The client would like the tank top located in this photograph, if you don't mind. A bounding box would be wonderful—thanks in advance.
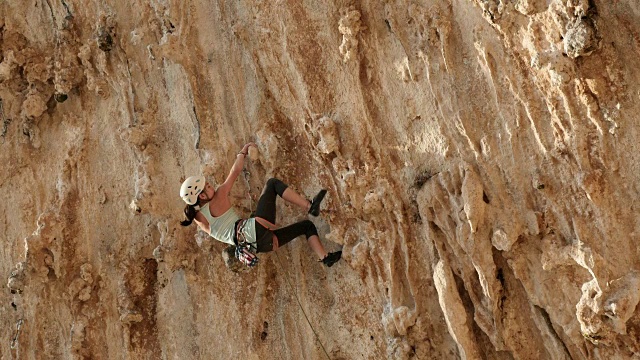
[199,205,257,245]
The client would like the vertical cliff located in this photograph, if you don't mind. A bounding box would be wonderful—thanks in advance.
[2,1,640,359]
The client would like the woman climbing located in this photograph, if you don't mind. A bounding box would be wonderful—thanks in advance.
[179,143,342,267]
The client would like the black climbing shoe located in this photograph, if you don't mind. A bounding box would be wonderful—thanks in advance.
[321,251,342,267]
[308,189,327,217]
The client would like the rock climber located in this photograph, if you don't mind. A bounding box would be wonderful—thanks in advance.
[179,143,342,267]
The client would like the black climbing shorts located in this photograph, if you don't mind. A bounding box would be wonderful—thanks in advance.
[253,178,318,253]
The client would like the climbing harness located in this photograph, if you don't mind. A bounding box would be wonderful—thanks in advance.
[233,219,259,267]
[10,319,23,349]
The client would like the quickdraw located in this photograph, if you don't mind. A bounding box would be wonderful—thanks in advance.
[10,319,23,349]
[242,168,254,211]
[235,243,258,267]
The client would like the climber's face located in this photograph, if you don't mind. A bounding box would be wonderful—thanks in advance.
[199,182,215,201]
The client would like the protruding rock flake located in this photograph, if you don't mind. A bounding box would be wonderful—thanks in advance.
[314,116,340,155]
[338,7,364,63]
[564,19,599,59]
[7,263,26,294]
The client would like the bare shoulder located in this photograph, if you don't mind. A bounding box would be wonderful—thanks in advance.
[215,181,233,198]
[194,212,210,234]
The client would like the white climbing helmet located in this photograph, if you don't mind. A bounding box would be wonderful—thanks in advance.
[180,175,205,205]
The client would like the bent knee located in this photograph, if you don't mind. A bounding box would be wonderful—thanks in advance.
[302,220,318,238]
[266,178,287,196]
[300,219,314,227]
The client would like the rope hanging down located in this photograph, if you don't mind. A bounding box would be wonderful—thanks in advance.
[241,167,331,360]
[274,252,332,360]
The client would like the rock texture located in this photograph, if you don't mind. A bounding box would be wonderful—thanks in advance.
[2,1,640,359]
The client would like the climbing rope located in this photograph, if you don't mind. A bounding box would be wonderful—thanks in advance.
[274,252,331,360]
[241,167,331,359]
[10,318,23,349]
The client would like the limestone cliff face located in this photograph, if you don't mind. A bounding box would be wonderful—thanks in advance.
[2,1,640,359]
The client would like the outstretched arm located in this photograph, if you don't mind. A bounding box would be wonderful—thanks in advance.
[216,143,255,197]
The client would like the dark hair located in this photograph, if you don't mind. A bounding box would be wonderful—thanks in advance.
[180,203,199,226]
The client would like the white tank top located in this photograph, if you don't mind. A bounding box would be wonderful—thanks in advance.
[199,205,257,245]
[199,205,240,245]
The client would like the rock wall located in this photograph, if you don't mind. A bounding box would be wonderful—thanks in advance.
[2,0,640,359]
